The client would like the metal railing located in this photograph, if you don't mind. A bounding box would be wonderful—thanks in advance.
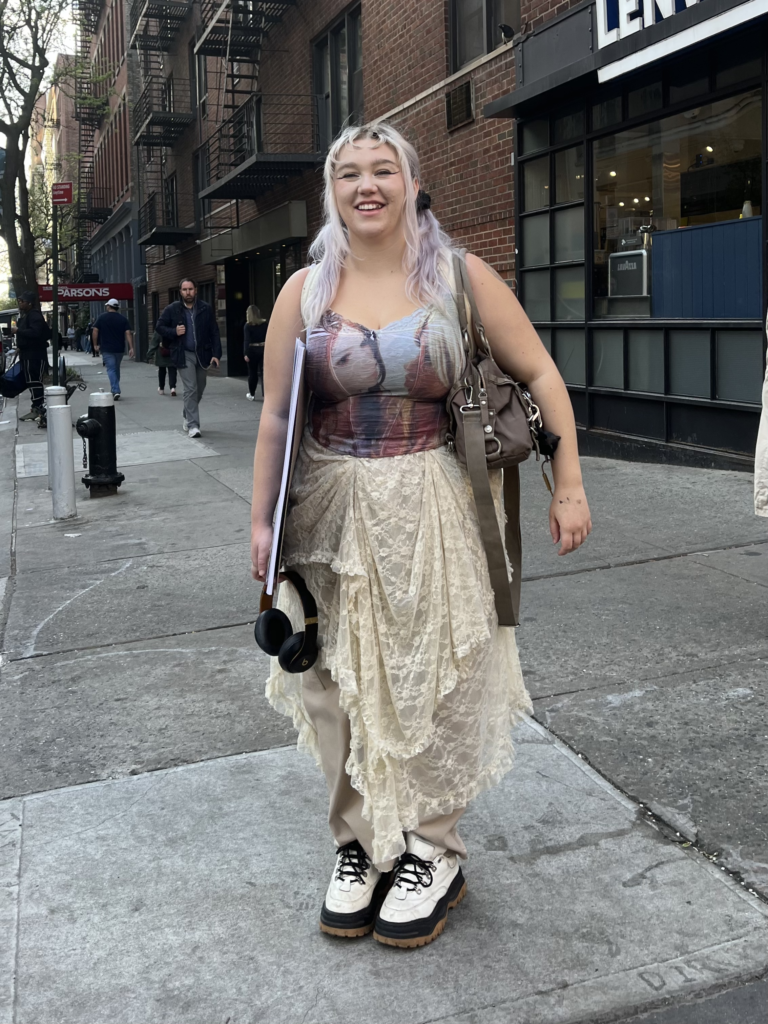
[133,76,195,146]
[128,0,193,50]
[199,94,319,193]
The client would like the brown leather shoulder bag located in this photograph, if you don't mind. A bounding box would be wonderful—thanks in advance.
[446,252,559,627]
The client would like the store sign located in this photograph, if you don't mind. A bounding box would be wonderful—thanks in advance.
[38,283,134,302]
[596,0,704,47]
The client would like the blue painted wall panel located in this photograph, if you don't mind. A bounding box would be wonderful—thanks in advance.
[651,218,762,319]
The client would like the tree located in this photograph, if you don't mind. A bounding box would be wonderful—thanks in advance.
[0,0,72,294]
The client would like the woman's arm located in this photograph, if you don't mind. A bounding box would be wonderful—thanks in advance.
[250,268,310,580]
[465,254,592,555]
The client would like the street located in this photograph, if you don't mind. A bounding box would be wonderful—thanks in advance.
[0,353,766,1024]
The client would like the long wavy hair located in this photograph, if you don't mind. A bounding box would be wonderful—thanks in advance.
[304,121,455,329]
[246,304,265,326]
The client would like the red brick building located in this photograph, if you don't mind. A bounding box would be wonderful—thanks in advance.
[132,0,766,464]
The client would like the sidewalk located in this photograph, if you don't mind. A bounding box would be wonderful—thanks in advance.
[1,353,766,1024]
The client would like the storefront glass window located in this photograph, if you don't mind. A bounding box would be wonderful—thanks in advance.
[522,269,550,320]
[521,118,548,155]
[522,155,549,210]
[716,331,764,404]
[520,212,549,266]
[554,329,586,385]
[554,266,584,320]
[553,108,584,145]
[593,88,762,319]
[669,331,710,398]
[536,327,551,353]
[592,330,623,388]
[628,330,664,393]
[592,93,622,131]
[627,79,662,119]
[554,206,584,262]
[555,145,584,203]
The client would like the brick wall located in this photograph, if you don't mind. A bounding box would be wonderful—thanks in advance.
[142,0,583,334]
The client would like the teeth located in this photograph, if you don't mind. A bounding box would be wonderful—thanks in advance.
[357,204,382,210]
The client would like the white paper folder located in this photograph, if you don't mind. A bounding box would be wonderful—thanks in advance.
[265,338,306,596]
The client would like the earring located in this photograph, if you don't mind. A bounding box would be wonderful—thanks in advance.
[416,190,432,213]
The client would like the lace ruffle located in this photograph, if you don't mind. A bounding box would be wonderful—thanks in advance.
[266,434,532,866]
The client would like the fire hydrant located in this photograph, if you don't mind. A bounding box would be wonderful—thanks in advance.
[76,390,125,497]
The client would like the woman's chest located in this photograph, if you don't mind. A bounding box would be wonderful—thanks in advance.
[306,310,464,402]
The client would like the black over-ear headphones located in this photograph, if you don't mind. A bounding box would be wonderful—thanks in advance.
[254,570,319,674]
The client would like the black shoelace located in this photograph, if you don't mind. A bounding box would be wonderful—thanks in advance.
[335,841,371,886]
[392,852,435,892]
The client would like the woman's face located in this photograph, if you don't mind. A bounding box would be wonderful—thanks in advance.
[333,140,417,245]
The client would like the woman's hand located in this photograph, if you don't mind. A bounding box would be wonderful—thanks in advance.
[244,355,250,362]
[549,484,592,555]
[251,520,274,580]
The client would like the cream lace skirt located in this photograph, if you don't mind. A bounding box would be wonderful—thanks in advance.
[266,432,532,866]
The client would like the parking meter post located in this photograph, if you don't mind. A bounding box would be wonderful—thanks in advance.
[75,390,124,498]
[45,386,76,519]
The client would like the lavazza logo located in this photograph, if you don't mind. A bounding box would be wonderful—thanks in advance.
[617,260,638,271]
[58,285,112,299]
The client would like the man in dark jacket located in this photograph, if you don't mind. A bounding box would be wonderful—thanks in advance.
[14,291,50,421]
[156,278,221,438]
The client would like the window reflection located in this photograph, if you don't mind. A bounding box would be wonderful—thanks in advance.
[593,89,762,319]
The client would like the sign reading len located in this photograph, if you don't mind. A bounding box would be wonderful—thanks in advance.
[597,0,704,47]
[51,182,73,205]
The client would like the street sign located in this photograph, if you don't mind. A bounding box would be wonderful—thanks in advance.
[51,182,73,205]
[38,283,134,302]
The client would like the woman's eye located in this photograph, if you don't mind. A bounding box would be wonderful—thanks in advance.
[340,172,359,179]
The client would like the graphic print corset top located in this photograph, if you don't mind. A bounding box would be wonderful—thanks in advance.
[305,305,465,458]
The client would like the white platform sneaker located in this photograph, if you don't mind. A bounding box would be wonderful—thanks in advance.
[320,840,392,938]
[373,833,466,948]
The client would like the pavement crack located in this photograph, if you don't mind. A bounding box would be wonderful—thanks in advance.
[621,858,677,888]
[511,826,637,865]
[20,559,133,658]
[522,538,767,583]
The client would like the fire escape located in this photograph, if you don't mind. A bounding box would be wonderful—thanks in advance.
[193,1,321,241]
[129,0,195,262]
[73,0,110,281]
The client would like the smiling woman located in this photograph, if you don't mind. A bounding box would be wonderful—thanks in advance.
[249,121,591,950]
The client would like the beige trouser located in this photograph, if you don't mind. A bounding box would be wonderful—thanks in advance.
[302,666,467,871]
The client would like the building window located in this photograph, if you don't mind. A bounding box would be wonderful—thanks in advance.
[513,36,765,455]
[451,0,519,71]
[164,174,178,226]
[593,88,762,321]
[314,5,363,152]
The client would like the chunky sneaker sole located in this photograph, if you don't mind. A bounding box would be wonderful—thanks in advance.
[373,869,466,948]
[320,872,392,939]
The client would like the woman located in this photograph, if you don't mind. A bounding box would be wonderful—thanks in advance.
[244,304,267,400]
[250,123,592,949]
[146,330,177,396]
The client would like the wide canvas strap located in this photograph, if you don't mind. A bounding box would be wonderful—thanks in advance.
[452,251,522,627]
[463,408,520,627]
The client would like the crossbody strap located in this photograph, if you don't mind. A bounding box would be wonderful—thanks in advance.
[451,251,521,627]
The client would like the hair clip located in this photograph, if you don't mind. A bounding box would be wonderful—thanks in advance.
[416,190,432,213]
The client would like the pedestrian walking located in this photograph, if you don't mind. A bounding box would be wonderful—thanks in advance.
[10,291,49,421]
[250,123,592,948]
[92,299,134,399]
[146,330,177,396]
[155,278,221,438]
[65,325,75,350]
[244,304,267,401]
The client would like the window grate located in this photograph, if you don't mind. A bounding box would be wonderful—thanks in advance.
[446,82,474,131]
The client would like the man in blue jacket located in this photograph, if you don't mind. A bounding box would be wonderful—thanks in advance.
[156,278,221,438]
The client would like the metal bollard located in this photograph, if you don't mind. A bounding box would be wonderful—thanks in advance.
[45,386,77,520]
[75,389,125,498]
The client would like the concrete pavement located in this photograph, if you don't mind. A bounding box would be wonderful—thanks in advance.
[0,352,766,1023]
